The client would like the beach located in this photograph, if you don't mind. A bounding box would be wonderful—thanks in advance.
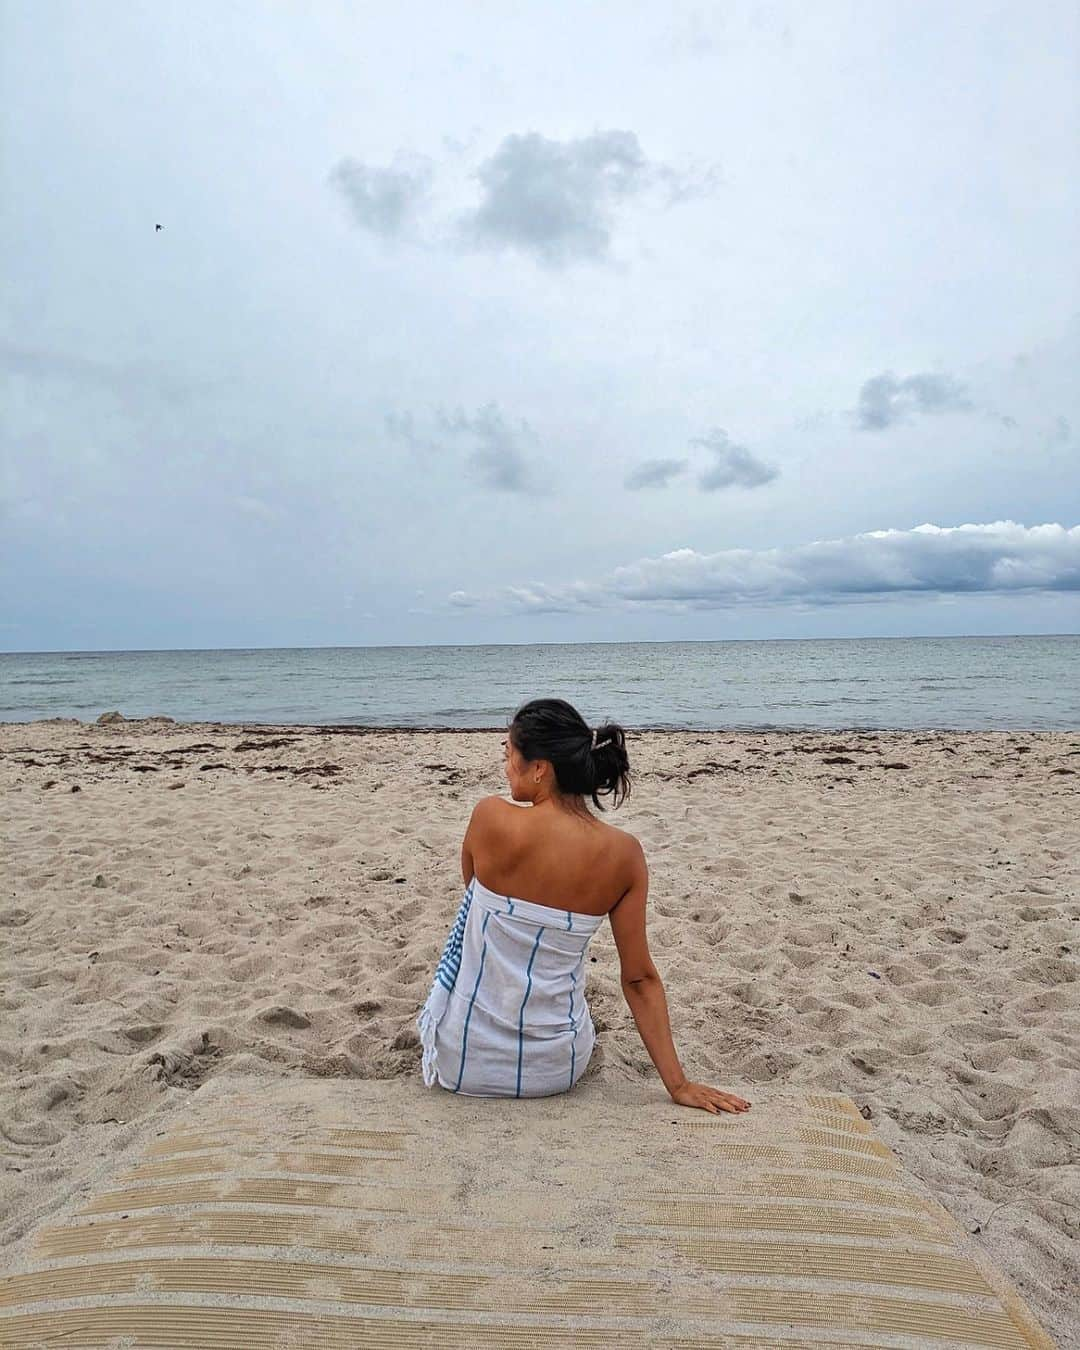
[2,716,1077,1344]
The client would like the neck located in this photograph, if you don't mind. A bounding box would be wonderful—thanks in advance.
[532,792,594,821]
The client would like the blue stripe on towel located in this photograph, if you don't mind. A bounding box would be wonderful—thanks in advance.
[453,908,492,1092]
[435,880,474,989]
[515,928,546,1098]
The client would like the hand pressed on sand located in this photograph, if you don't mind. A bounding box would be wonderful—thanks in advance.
[670,1080,751,1114]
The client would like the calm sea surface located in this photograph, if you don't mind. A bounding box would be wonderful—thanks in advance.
[1,636,1077,731]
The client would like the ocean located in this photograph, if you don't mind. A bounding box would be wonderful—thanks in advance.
[1,635,1077,730]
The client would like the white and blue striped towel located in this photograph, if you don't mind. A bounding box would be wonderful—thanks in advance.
[416,875,605,1098]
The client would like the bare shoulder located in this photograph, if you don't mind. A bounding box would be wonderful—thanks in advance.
[608,822,645,888]
[585,814,641,869]
[608,819,643,855]
[471,795,512,825]
[488,795,531,820]
[474,794,507,812]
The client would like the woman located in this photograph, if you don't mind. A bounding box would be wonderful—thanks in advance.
[416,697,751,1116]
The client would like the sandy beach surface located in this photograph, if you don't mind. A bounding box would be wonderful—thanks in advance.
[2,716,1078,1345]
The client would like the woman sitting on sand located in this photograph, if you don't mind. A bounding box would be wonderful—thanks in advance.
[417,697,751,1115]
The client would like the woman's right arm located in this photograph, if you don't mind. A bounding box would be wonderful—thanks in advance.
[610,837,751,1115]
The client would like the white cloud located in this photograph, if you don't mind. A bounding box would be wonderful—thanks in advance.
[855,370,976,430]
[457,130,650,266]
[445,521,1080,613]
[328,151,435,239]
[692,428,780,490]
[624,457,689,489]
[328,129,718,267]
[388,402,549,494]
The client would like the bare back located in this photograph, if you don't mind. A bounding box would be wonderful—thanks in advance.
[473,800,632,917]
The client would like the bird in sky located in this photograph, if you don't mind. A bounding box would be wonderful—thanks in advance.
[155,223,163,231]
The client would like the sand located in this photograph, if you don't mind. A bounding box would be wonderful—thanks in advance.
[1,716,1077,1346]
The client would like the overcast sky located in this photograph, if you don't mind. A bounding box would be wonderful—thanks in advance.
[2,0,1078,653]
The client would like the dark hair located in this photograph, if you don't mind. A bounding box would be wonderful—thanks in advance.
[507,697,632,812]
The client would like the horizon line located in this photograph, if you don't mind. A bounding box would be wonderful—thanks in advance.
[1,631,1077,657]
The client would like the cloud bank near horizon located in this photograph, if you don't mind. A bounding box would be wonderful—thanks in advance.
[447,522,1080,614]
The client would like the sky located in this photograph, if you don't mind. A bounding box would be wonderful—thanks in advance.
[1,0,1078,652]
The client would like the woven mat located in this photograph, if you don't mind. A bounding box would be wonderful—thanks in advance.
[0,1074,1055,1348]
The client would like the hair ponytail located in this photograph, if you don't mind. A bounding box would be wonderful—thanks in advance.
[508,698,632,811]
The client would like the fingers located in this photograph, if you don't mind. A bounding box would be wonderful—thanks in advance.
[714,1092,751,1112]
[680,1083,752,1114]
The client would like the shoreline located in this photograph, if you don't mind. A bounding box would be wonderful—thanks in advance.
[4,715,1078,735]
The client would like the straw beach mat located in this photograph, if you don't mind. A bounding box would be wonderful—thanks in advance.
[1,1076,1054,1348]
